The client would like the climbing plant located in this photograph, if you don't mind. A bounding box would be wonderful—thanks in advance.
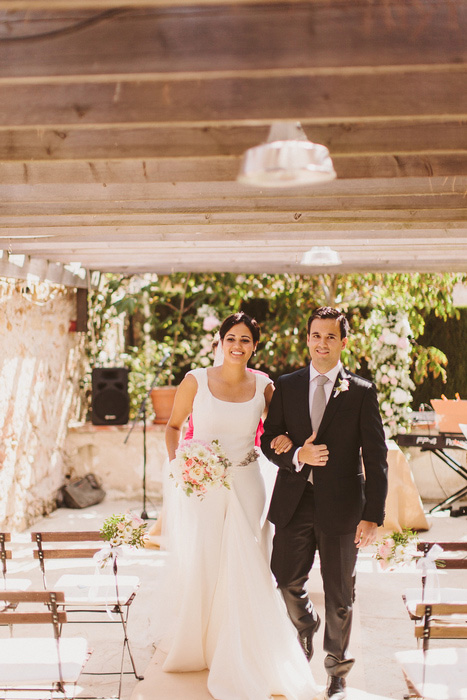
[82,271,466,426]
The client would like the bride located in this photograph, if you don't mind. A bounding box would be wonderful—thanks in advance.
[155,311,318,700]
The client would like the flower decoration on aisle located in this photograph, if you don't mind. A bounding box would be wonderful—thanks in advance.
[374,528,419,571]
[170,438,232,499]
[365,309,415,437]
[97,512,147,568]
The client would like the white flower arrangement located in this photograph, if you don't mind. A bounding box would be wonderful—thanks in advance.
[333,378,350,398]
[365,309,415,437]
[170,438,232,499]
[374,528,419,571]
[100,512,147,547]
[97,512,147,567]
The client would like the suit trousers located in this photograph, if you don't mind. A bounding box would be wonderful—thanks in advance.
[271,481,357,678]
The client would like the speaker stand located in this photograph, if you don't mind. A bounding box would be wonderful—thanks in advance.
[141,402,149,519]
[124,351,171,519]
[125,388,153,519]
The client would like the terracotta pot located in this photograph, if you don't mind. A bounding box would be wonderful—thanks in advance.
[150,386,178,424]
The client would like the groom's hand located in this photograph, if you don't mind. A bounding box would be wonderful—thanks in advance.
[298,432,329,466]
[354,520,378,548]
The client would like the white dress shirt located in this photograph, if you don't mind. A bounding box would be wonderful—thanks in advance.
[293,361,342,472]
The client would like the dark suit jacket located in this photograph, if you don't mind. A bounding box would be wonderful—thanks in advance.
[261,366,388,535]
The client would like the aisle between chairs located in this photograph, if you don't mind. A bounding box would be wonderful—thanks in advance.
[130,648,397,700]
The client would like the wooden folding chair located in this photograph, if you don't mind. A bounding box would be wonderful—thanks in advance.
[403,588,467,621]
[31,531,143,698]
[414,602,467,650]
[0,590,90,699]
[403,542,467,622]
[396,602,467,700]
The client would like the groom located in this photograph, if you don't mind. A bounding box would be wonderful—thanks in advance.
[261,306,388,700]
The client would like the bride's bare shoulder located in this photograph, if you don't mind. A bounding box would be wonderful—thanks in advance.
[176,372,199,397]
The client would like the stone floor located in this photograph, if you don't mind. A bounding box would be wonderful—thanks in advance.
[6,496,467,700]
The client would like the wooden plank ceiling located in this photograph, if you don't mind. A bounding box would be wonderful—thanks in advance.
[0,0,466,278]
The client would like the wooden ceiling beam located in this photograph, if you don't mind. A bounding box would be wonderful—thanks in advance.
[0,3,465,77]
[0,0,324,7]
[1,70,465,128]
[0,208,466,227]
[30,258,467,275]
[1,176,465,199]
[0,153,466,184]
[0,194,466,215]
[3,227,467,243]
[1,119,465,161]
[8,246,467,262]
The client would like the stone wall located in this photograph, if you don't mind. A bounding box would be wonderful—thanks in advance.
[0,279,86,531]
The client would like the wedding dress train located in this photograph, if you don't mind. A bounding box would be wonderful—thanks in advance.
[154,368,317,700]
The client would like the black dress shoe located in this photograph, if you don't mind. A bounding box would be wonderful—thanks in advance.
[325,676,346,700]
[298,614,321,661]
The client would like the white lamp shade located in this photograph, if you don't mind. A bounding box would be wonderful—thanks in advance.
[237,123,336,188]
[301,246,342,266]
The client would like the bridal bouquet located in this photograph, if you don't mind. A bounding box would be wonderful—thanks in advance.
[170,438,232,499]
[374,528,419,570]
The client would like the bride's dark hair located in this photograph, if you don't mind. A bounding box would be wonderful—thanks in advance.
[219,311,260,344]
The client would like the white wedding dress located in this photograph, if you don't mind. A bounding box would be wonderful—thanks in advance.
[155,368,317,700]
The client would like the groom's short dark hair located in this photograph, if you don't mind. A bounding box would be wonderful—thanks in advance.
[307,307,349,338]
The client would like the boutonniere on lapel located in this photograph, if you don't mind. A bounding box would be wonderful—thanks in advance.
[333,378,350,398]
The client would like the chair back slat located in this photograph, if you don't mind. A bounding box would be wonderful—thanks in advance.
[415,624,467,639]
[417,542,467,552]
[414,602,467,616]
[0,611,68,625]
[31,531,103,543]
[417,541,467,568]
[435,559,467,569]
[0,591,65,604]
[33,548,101,560]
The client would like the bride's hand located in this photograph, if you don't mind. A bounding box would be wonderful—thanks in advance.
[270,434,293,454]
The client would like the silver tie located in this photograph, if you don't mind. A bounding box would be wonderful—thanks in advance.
[311,375,329,434]
[308,375,329,483]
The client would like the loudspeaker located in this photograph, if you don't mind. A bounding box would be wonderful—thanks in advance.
[91,367,130,425]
